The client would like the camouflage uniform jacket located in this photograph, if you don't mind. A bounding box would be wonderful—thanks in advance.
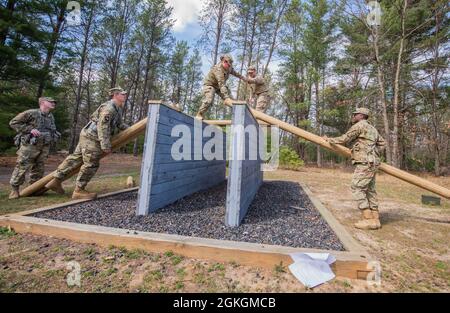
[9,109,57,145]
[329,120,386,165]
[203,63,243,99]
[243,75,270,98]
[84,100,129,151]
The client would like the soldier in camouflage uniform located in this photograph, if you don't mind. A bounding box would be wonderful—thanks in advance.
[8,97,60,199]
[241,65,271,113]
[46,87,129,200]
[195,54,245,120]
[324,108,386,230]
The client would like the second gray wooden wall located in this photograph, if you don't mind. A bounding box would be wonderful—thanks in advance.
[225,104,264,227]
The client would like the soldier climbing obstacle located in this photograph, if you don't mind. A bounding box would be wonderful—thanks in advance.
[8,97,60,199]
[45,87,130,200]
[195,54,245,120]
[324,108,386,230]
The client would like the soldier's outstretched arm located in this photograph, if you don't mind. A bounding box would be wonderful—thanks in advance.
[9,111,33,134]
[328,125,361,145]
[230,67,244,80]
[97,109,112,152]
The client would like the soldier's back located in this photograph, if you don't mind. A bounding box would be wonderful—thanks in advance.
[351,120,382,164]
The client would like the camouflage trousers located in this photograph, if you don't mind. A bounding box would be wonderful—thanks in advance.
[54,130,103,189]
[198,85,231,115]
[351,163,379,211]
[252,92,271,113]
[10,143,50,187]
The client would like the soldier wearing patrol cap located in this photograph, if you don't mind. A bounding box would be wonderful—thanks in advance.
[8,97,60,199]
[46,87,129,200]
[241,65,271,113]
[324,108,386,230]
[195,54,245,120]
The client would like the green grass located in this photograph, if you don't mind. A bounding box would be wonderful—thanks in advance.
[171,255,183,266]
[435,261,448,271]
[164,251,174,258]
[208,263,225,272]
[274,262,286,274]
[0,226,16,239]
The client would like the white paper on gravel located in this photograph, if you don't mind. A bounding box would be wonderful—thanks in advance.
[288,253,336,288]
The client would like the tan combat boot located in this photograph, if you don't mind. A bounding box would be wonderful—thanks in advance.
[72,186,97,200]
[354,209,380,230]
[45,178,65,195]
[371,210,382,229]
[9,186,20,200]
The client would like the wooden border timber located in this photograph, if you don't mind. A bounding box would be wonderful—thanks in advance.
[0,186,373,281]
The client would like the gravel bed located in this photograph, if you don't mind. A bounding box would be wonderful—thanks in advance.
[33,181,345,251]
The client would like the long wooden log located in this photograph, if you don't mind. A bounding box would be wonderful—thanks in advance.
[225,101,450,199]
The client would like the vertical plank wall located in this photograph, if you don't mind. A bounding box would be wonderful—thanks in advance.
[225,103,264,227]
[137,103,227,215]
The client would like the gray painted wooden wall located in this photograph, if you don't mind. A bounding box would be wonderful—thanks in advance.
[225,103,264,227]
[137,103,227,215]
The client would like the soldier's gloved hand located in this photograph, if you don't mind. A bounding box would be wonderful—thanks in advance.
[223,98,233,107]
[31,129,41,137]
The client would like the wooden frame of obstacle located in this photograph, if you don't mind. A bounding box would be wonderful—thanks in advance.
[0,184,373,281]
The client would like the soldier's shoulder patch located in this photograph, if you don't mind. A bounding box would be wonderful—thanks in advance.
[101,113,111,123]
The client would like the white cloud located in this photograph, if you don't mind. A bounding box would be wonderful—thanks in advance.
[166,0,203,32]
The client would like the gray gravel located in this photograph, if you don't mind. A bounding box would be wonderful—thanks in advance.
[33,181,345,251]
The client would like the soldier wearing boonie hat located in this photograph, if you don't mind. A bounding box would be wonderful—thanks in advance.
[46,87,129,200]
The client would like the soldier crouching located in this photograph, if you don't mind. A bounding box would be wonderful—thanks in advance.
[195,54,245,120]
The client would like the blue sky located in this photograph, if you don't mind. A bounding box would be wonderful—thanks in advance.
[166,0,212,73]
[166,0,282,75]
